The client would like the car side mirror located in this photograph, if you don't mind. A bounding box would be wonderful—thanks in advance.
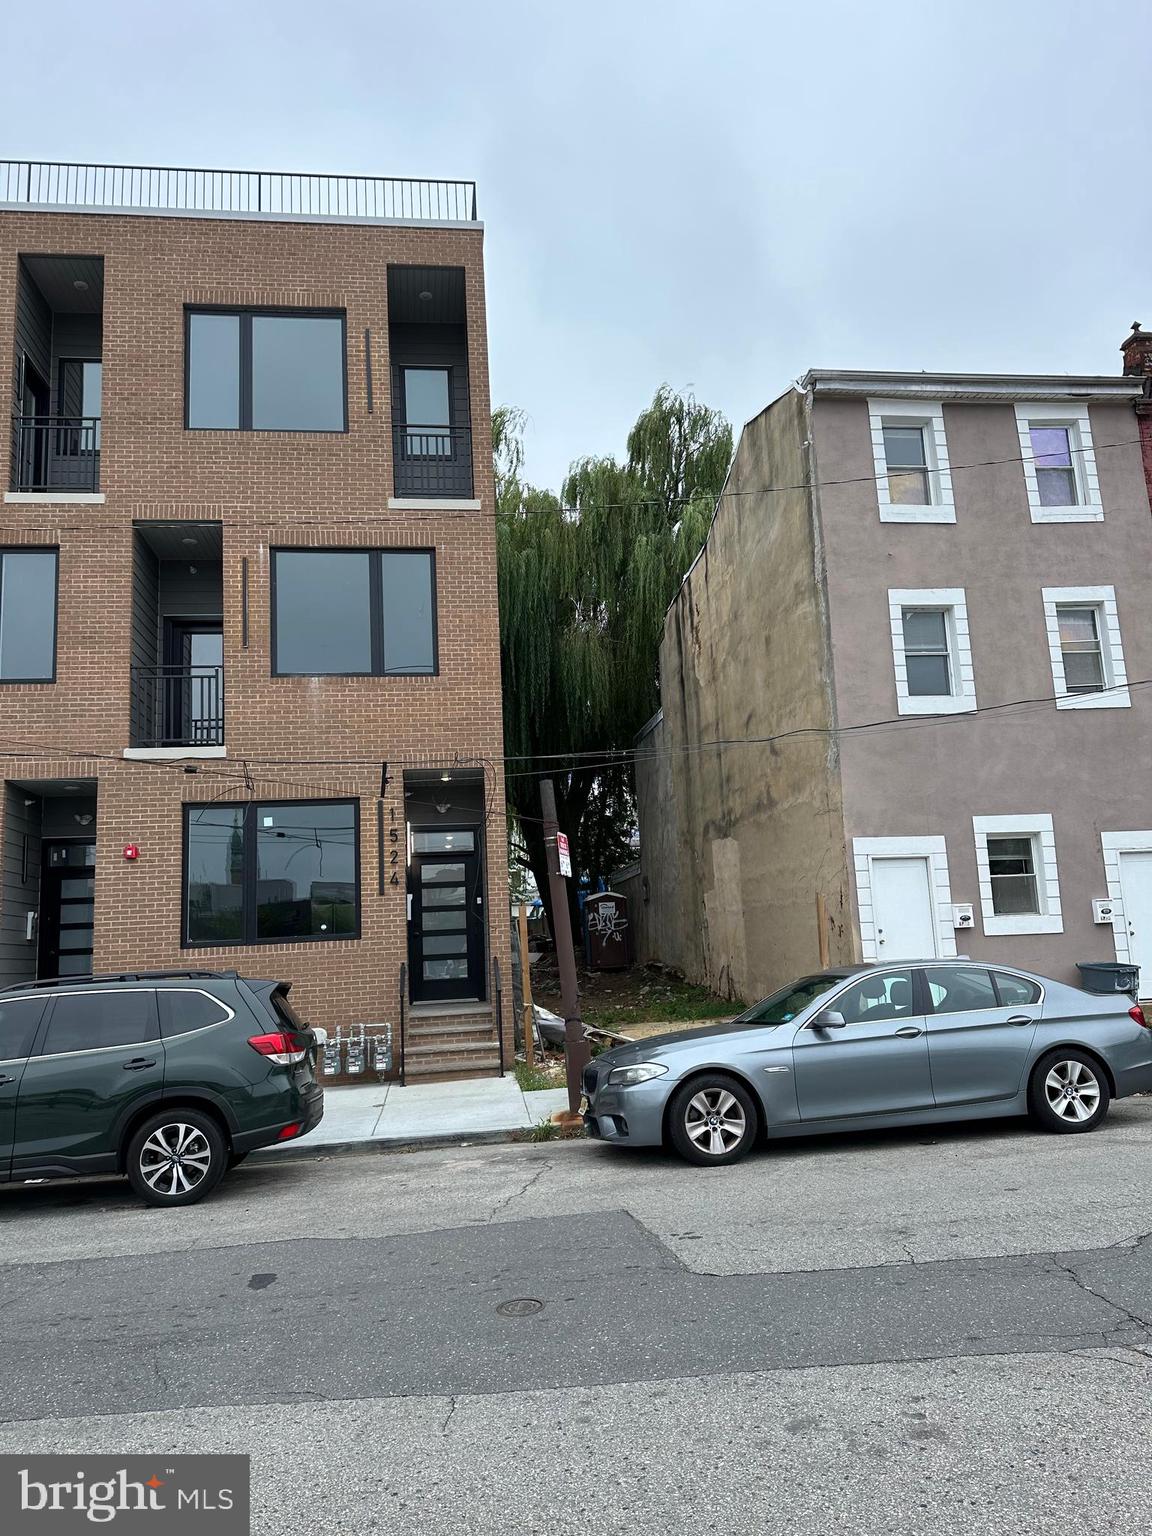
[812,1010,847,1030]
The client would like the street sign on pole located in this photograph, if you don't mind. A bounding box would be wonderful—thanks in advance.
[556,831,572,878]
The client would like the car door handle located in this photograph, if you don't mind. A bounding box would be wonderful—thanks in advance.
[122,1057,157,1072]
[1007,1015,1034,1026]
[0,1072,15,1085]
[894,1026,923,1038]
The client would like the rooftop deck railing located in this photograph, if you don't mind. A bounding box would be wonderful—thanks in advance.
[0,161,478,222]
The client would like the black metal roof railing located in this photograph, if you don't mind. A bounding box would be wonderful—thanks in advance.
[0,161,478,222]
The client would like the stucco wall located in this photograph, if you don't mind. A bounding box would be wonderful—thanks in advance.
[633,388,852,1000]
[815,395,1152,983]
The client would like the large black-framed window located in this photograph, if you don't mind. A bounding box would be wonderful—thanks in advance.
[0,549,58,682]
[183,799,360,948]
[185,307,347,432]
[271,548,437,677]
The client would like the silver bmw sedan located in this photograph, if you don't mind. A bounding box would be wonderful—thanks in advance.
[582,962,1152,1164]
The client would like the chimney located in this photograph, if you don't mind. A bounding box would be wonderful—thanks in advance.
[1120,321,1152,379]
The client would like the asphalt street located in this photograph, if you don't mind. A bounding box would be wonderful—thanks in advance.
[2,1101,1151,1535]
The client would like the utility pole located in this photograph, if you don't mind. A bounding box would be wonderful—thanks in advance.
[539,777,589,1113]
[518,898,535,1069]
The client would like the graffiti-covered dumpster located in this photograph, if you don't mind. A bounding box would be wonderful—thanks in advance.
[584,890,633,970]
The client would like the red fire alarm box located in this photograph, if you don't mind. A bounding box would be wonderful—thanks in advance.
[123,844,140,862]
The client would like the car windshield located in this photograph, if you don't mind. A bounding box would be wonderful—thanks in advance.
[732,975,841,1026]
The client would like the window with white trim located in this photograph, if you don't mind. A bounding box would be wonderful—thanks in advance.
[973,814,1063,936]
[1041,585,1129,709]
[1014,402,1101,522]
[868,400,954,523]
[888,588,976,715]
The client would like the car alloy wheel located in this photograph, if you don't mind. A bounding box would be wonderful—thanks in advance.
[1043,1059,1102,1124]
[138,1121,213,1197]
[684,1087,747,1157]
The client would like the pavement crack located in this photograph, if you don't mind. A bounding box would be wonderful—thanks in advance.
[440,1395,458,1434]
[485,1160,552,1223]
[1051,1256,1152,1333]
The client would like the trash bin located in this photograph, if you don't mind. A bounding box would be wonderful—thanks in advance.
[584,891,633,970]
[1076,961,1140,995]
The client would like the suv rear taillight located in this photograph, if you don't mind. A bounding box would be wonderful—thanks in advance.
[1130,1005,1149,1030]
[248,1031,308,1066]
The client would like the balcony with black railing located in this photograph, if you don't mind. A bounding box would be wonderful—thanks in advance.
[1,160,478,224]
[11,416,101,493]
[392,423,474,499]
[130,665,224,749]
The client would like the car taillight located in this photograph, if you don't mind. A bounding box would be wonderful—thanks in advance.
[1130,1005,1149,1030]
[248,1032,308,1066]
[276,1122,303,1141]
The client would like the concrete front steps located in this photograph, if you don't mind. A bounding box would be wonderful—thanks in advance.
[403,1004,504,1082]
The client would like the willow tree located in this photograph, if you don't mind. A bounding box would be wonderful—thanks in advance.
[496,388,732,937]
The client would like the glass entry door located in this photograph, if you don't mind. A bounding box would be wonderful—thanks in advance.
[407,828,485,1002]
[38,840,96,979]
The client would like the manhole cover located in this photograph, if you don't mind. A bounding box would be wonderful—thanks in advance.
[497,1297,545,1317]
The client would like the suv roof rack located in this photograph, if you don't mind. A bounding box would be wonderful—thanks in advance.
[0,969,241,993]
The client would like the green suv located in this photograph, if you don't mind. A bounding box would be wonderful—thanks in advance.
[0,969,323,1207]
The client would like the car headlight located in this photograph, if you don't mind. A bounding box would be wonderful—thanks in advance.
[607,1062,669,1086]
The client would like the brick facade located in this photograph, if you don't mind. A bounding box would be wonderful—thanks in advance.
[0,205,512,1074]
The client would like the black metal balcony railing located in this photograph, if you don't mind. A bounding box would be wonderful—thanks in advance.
[131,666,224,749]
[11,416,100,492]
[392,423,474,498]
[1,161,478,222]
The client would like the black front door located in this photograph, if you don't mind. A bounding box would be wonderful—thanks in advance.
[38,840,96,979]
[408,828,485,1002]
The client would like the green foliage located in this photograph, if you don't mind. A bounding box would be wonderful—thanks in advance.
[514,1058,564,1093]
[494,389,732,901]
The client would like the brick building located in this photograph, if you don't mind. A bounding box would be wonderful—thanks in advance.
[0,161,511,1079]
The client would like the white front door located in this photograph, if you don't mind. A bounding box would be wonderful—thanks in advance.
[1118,851,1152,997]
[871,856,938,960]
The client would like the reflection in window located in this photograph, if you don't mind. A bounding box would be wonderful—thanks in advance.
[883,424,931,504]
[272,550,435,676]
[403,367,451,456]
[184,801,358,945]
[186,309,345,431]
[0,550,57,681]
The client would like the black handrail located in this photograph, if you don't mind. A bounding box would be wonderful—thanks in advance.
[130,665,224,748]
[10,415,100,492]
[392,422,473,498]
[1,161,478,222]
[493,958,505,1078]
[398,962,407,1086]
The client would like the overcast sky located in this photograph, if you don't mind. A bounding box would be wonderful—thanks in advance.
[9,0,1150,489]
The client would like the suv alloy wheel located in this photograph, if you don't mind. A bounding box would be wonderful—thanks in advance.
[125,1108,227,1206]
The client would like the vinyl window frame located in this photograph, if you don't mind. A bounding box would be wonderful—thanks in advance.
[0,546,59,684]
[888,588,976,715]
[183,306,349,434]
[1014,402,1101,522]
[973,813,1063,936]
[270,547,439,678]
[868,399,954,523]
[1041,585,1129,710]
[181,797,362,949]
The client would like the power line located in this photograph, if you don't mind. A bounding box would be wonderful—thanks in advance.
[2,435,1144,535]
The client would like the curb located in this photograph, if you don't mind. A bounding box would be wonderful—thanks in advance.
[248,1126,582,1162]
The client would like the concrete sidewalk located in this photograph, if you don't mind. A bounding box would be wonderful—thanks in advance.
[261,1076,571,1155]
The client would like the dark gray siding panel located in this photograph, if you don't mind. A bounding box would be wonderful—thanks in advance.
[389,323,470,425]
[131,535,160,673]
[50,314,102,414]
[0,787,42,989]
[14,263,51,397]
[156,561,224,625]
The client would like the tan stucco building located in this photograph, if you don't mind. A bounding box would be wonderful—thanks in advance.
[624,366,1152,1002]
